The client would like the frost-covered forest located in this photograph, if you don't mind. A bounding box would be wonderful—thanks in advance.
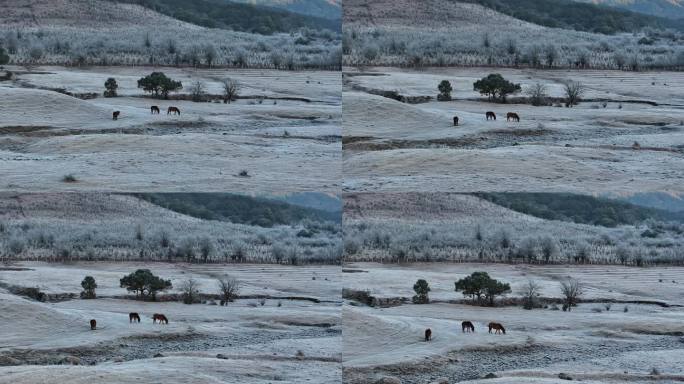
[343,193,684,266]
[343,0,684,70]
[0,0,341,69]
[0,194,342,264]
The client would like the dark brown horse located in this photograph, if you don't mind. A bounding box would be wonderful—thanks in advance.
[486,111,496,121]
[462,321,475,333]
[453,116,459,126]
[129,312,141,323]
[424,328,432,341]
[151,106,160,114]
[167,106,181,115]
[506,112,520,122]
[113,111,120,120]
[90,319,97,330]
[488,322,505,334]
[152,313,168,324]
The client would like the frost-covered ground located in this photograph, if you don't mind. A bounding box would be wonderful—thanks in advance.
[343,67,684,193]
[0,262,341,384]
[342,262,684,384]
[0,66,341,192]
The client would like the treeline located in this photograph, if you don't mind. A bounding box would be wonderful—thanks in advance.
[460,0,684,34]
[134,193,341,228]
[108,0,341,34]
[475,193,684,228]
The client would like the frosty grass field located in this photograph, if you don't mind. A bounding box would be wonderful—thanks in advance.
[343,67,684,194]
[0,65,341,192]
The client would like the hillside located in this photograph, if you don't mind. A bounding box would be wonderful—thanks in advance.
[228,0,341,20]
[134,193,341,227]
[574,0,684,20]
[108,0,340,34]
[460,0,684,33]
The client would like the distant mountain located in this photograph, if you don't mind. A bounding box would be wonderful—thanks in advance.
[460,0,684,33]
[108,0,340,34]
[573,0,684,20]
[133,193,341,227]
[227,0,341,20]
[605,192,684,213]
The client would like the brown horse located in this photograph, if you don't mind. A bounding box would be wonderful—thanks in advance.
[488,322,506,334]
[486,111,496,121]
[129,312,141,323]
[424,328,432,342]
[506,112,520,122]
[90,319,97,330]
[152,313,168,324]
[167,106,181,115]
[453,116,459,126]
[462,321,475,333]
[151,106,160,114]
[113,111,120,120]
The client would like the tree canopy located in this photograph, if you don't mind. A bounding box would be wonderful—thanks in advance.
[137,72,183,99]
[473,74,521,103]
[455,271,511,306]
[120,269,172,300]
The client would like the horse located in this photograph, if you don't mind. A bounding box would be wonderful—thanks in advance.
[453,116,459,126]
[90,319,97,330]
[167,106,181,115]
[152,313,168,324]
[488,322,506,334]
[151,106,160,114]
[129,312,141,323]
[486,111,496,121]
[424,328,432,342]
[113,111,120,120]
[462,321,475,333]
[506,112,520,122]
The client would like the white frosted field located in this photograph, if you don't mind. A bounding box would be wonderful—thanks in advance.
[343,262,684,384]
[0,66,341,192]
[343,67,684,194]
[0,262,341,384]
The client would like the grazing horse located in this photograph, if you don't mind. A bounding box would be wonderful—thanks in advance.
[151,106,160,114]
[453,116,459,126]
[486,111,496,121]
[152,313,168,324]
[90,319,97,330]
[488,322,506,334]
[112,111,120,120]
[129,312,141,323]
[424,328,432,342]
[462,321,475,333]
[506,112,520,122]
[167,106,181,115]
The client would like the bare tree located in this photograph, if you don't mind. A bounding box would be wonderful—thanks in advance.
[217,276,239,305]
[560,278,583,311]
[520,279,541,309]
[180,278,200,304]
[190,81,206,102]
[526,83,548,106]
[564,81,585,107]
[204,44,217,68]
[222,78,240,104]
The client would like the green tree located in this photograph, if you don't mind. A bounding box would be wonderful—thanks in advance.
[137,72,182,99]
[80,276,97,299]
[120,269,172,301]
[104,77,118,98]
[437,80,453,101]
[412,279,430,304]
[473,74,521,103]
[0,47,10,66]
[455,272,510,306]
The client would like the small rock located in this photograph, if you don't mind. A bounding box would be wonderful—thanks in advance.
[216,354,227,359]
[483,373,498,379]
[558,372,573,380]
[111,356,124,363]
[153,353,165,358]
[374,376,401,384]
